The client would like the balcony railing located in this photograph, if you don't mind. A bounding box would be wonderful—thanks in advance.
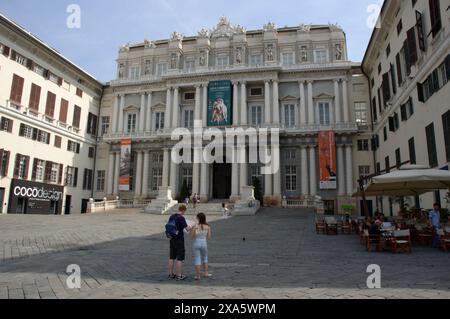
[110,61,354,86]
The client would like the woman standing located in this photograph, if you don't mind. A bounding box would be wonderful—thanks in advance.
[191,213,212,280]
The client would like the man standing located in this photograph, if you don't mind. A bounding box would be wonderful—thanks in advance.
[429,203,441,248]
[168,205,192,280]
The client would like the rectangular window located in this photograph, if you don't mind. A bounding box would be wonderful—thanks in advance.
[0,117,13,133]
[384,126,388,141]
[59,99,69,124]
[87,113,98,135]
[283,104,296,127]
[54,135,62,148]
[429,0,442,38]
[250,88,263,97]
[426,123,438,167]
[101,116,110,135]
[357,140,369,151]
[250,54,262,66]
[32,159,45,182]
[65,166,77,187]
[406,27,418,66]
[96,170,105,192]
[14,154,29,180]
[318,102,330,125]
[250,166,262,184]
[157,63,167,76]
[285,166,297,191]
[88,147,95,159]
[127,113,137,134]
[10,74,25,104]
[354,102,368,126]
[184,60,195,72]
[152,168,163,191]
[76,88,83,98]
[250,105,263,126]
[184,92,195,101]
[282,52,294,65]
[28,84,41,112]
[67,140,80,154]
[37,130,50,144]
[0,150,10,177]
[285,150,296,160]
[83,169,93,190]
[395,148,402,168]
[72,105,81,129]
[409,137,416,165]
[314,50,328,64]
[385,156,390,173]
[216,56,229,69]
[32,64,45,77]
[442,111,450,162]
[183,110,194,129]
[155,112,165,131]
[50,163,59,184]
[45,91,56,118]
[129,66,140,79]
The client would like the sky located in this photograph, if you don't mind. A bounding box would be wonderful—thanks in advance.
[0,0,382,82]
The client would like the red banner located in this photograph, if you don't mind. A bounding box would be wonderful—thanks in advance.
[119,139,132,191]
[319,131,337,190]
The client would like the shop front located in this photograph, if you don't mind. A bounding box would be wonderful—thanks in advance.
[8,179,63,215]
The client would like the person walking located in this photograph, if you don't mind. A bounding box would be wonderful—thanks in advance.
[222,203,230,218]
[167,205,192,281]
[191,213,212,281]
[429,203,441,248]
[192,193,198,209]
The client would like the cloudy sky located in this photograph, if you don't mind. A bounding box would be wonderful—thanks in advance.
[0,0,382,82]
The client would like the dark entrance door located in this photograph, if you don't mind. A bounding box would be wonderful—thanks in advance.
[360,200,374,217]
[324,200,336,215]
[0,188,4,213]
[16,197,28,214]
[65,195,72,215]
[50,201,59,215]
[213,163,231,199]
[81,199,89,214]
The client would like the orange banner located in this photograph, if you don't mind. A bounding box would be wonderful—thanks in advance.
[319,131,337,190]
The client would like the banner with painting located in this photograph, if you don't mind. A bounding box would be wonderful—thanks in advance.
[207,80,233,127]
[119,138,132,191]
[319,131,337,190]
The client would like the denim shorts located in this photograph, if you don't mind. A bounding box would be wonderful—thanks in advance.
[193,239,208,266]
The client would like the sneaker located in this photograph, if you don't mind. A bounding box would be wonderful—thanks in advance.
[168,274,177,279]
[176,275,187,281]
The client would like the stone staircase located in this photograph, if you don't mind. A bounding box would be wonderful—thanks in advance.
[167,202,235,216]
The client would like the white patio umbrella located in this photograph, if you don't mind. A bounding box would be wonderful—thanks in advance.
[353,165,450,197]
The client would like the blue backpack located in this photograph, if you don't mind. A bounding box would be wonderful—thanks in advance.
[165,216,179,239]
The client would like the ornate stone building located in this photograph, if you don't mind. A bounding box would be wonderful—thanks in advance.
[95,18,373,214]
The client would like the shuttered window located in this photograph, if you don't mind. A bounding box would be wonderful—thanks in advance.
[59,99,69,123]
[72,105,81,128]
[10,74,24,104]
[426,123,438,167]
[28,84,41,112]
[406,27,418,66]
[429,0,442,38]
[45,92,56,118]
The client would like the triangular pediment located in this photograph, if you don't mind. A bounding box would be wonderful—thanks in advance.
[314,92,334,99]
[280,95,299,101]
[124,105,139,111]
[152,102,166,109]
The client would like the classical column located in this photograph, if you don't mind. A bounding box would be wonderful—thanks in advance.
[112,95,119,133]
[345,145,354,196]
[194,85,202,122]
[172,87,180,128]
[272,80,280,125]
[239,146,247,190]
[202,84,208,126]
[342,79,350,123]
[273,160,281,197]
[107,152,115,195]
[301,146,309,196]
[139,93,146,133]
[264,80,271,125]
[142,150,150,197]
[233,81,239,126]
[309,146,317,196]
[162,148,170,188]
[113,152,120,195]
[192,147,201,195]
[240,82,247,126]
[169,161,178,195]
[231,147,240,199]
[165,88,172,130]
[264,170,272,197]
[307,81,314,124]
[299,81,306,125]
[135,151,143,197]
[334,80,341,124]
[118,94,125,133]
[145,92,152,132]
[200,162,209,201]
[337,145,346,196]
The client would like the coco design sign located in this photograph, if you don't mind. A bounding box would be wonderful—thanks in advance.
[13,186,63,201]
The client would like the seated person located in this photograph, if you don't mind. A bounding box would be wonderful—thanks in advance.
[369,222,381,235]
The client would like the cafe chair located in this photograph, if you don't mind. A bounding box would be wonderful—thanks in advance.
[315,221,326,234]
[364,229,382,252]
[437,229,450,252]
[391,229,412,254]
[325,216,338,235]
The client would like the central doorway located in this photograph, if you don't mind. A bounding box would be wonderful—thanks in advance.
[212,163,231,199]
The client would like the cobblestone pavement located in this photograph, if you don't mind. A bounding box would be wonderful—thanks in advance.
[0,208,449,299]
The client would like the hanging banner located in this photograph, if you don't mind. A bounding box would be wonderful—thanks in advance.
[319,131,337,190]
[119,138,132,191]
[207,80,233,127]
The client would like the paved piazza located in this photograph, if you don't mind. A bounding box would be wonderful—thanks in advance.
[0,209,449,299]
